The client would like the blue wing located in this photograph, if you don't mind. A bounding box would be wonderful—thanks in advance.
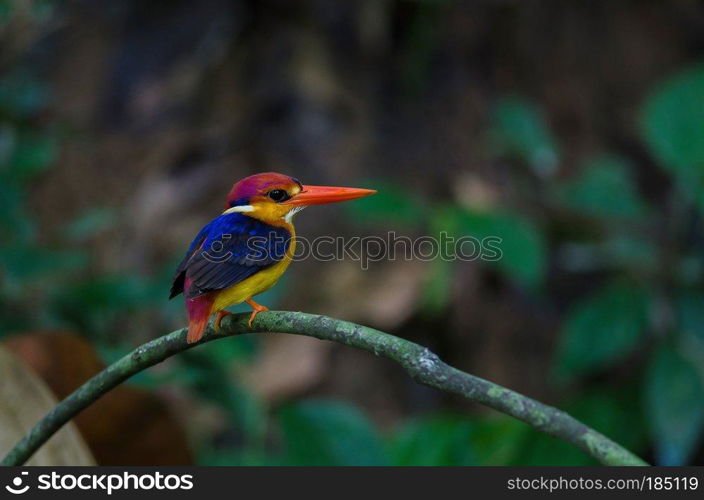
[169,213,291,299]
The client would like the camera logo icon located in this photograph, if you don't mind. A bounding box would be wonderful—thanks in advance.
[5,471,29,495]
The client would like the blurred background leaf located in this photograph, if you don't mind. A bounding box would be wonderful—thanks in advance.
[553,155,648,219]
[278,400,388,466]
[641,62,704,209]
[644,344,704,465]
[447,206,547,289]
[490,96,559,178]
[553,282,650,384]
[388,413,475,466]
[346,180,426,229]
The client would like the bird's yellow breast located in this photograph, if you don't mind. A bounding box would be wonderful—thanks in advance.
[211,232,295,312]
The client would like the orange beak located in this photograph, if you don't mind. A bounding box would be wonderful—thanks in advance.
[283,185,376,206]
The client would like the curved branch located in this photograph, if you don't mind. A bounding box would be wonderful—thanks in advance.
[1,311,648,466]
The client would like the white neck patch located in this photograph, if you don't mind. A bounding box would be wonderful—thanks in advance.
[284,206,305,224]
[222,205,255,215]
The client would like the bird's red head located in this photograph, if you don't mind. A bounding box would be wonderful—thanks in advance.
[225,172,302,207]
[224,172,376,225]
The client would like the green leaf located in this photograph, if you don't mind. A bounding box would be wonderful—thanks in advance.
[640,62,704,207]
[278,400,388,465]
[53,275,152,311]
[491,96,559,177]
[0,1,10,20]
[450,206,547,288]
[49,274,153,332]
[644,344,704,465]
[421,258,454,314]
[465,416,527,465]
[675,290,704,345]
[0,178,36,243]
[421,206,460,313]
[0,245,87,283]
[507,385,647,465]
[566,385,648,456]
[345,181,425,229]
[7,130,57,179]
[388,414,475,465]
[484,214,546,288]
[554,155,648,218]
[194,334,259,369]
[554,282,649,383]
[510,428,596,466]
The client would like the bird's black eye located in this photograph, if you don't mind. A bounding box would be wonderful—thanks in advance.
[267,189,290,202]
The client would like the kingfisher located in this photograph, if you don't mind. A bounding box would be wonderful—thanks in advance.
[170,172,376,343]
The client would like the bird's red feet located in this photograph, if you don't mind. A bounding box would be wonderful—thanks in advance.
[213,310,232,332]
[245,298,269,327]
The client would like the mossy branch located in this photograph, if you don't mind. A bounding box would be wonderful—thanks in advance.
[1,311,648,466]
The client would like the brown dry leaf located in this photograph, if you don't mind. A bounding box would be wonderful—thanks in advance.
[0,346,95,465]
[319,260,426,330]
[4,332,192,465]
[242,335,330,402]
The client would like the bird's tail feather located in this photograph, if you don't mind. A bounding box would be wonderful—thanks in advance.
[187,312,210,344]
[185,279,214,344]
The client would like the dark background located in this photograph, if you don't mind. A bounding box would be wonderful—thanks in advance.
[1,0,704,465]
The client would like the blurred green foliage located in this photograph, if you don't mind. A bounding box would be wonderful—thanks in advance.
[490,96,559,178]
[346,63,704,466]
[641,62,704,213]
[644,345,704,466]
[2,9,704,463]
[553,281,650,384]
[278,401,388,466]
[553,155,649,219]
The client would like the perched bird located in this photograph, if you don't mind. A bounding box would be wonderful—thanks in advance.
[170,172,376,343]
